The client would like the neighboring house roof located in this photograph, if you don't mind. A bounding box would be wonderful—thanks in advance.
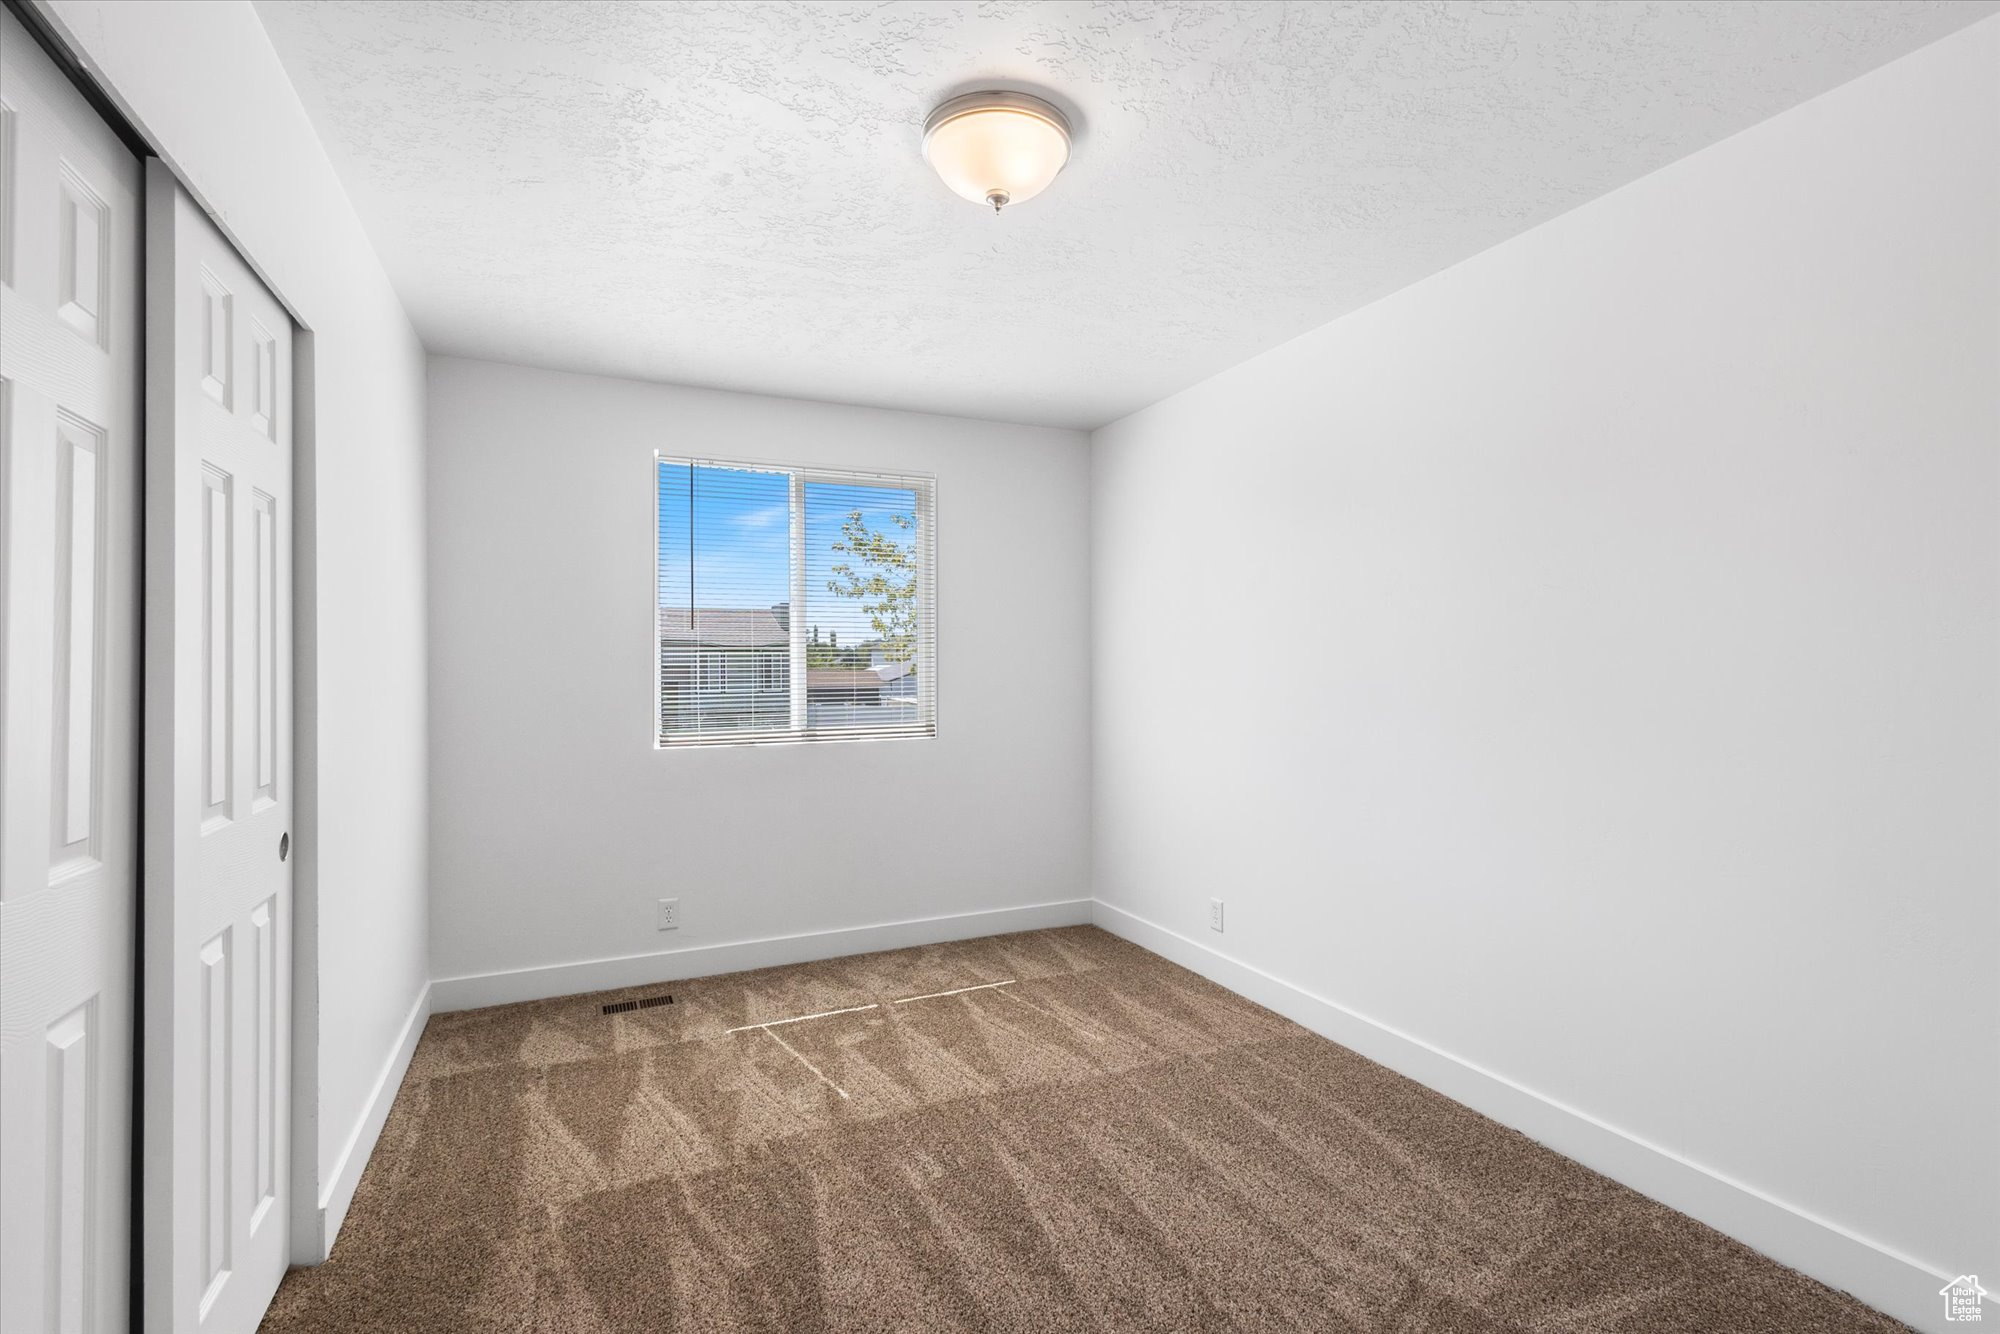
[657,605,787,648]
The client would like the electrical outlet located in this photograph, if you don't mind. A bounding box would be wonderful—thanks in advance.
[1209,898,1224,933]
[656,897,680,931]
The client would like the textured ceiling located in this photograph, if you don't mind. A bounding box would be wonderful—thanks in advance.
[254,0,1994,428]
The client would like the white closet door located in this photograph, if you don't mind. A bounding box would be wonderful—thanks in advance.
[0,9,141,1334]
[144,161,294,1334]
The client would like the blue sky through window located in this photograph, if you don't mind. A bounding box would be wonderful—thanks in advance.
[657,462,919,650]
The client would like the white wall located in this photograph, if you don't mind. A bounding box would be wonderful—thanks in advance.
[426,357,1090,991]
[40,0,430,1256]
[1092,18,1997,1331]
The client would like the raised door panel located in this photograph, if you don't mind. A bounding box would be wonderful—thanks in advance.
[51,414,103,872]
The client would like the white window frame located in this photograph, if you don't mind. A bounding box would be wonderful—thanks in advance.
[653,452,937,748]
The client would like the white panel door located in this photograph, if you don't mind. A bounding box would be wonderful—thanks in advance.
[144,162,293,1334]
[0,10,141,1334]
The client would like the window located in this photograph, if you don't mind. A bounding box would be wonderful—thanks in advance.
[656,455,936,746]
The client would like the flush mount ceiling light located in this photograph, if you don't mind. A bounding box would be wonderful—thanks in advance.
[922,90,1072,213]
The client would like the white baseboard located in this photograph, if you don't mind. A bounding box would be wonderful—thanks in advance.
[311,981,431,1257]
[430,898,1096,1014]
[1090,901,1948,1334]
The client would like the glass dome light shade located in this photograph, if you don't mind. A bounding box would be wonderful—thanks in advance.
[922,92,1072,212]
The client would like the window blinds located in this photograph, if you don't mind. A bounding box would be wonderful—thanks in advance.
[656,456,936,747]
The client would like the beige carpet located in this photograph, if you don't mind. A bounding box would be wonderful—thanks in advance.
[261,926,1904,1333]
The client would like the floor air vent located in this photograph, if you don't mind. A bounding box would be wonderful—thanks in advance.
[601,994,673,1015]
